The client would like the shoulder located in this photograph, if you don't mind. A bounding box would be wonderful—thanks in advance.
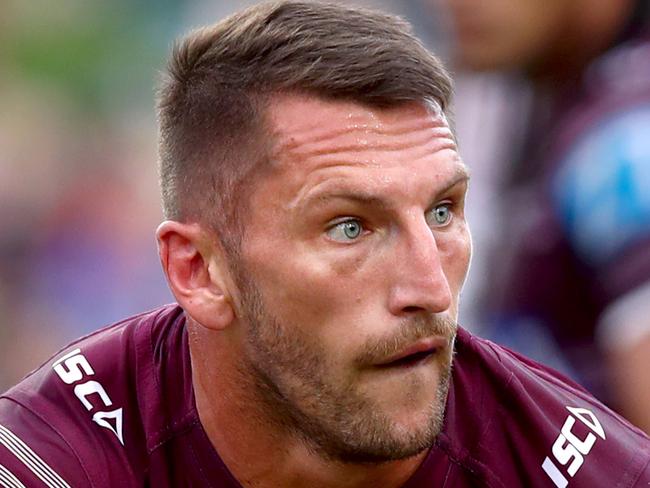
[545,37,650,268]
[0,397,87,487]
[551,102,650,266]
[442,328,650,487]
[0,305,184,487]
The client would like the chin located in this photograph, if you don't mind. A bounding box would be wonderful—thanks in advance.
[334,409,444,465]
[331,383,449,465]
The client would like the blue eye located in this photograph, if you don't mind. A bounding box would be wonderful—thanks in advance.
[327,219,364,242]
[427,204,452,227]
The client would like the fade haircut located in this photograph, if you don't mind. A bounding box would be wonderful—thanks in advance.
[157,0,453,254]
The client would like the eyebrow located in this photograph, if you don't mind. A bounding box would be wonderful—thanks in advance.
[296,165,471,211]
[435,165,471,195]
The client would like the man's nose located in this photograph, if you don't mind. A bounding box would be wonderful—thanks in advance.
[387,220,452,316]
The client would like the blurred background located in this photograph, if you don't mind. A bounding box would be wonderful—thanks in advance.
[2,0,649,433]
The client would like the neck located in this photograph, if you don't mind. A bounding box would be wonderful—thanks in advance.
[188,324,427,488]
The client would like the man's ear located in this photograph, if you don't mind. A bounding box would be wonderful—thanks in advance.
[156,220,235,331]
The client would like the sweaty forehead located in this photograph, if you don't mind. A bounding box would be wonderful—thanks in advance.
[266,95,456,166]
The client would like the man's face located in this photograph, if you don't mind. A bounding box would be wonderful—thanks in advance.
[232,95,471,463]
[440,0,570,71]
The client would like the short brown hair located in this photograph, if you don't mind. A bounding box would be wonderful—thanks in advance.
[157,0,453,251]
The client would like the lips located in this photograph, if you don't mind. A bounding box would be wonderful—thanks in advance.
[375,337,447,369]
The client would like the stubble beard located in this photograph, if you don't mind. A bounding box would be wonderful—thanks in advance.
[234,273,456,465]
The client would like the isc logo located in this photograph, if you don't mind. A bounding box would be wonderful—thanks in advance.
[542,406,606,487]
[52,348,125,446]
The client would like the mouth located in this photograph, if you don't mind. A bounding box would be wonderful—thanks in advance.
[374,337,447,369]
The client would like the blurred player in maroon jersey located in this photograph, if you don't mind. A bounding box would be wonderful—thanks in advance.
[441,0,650,432]
[0,1,648,486]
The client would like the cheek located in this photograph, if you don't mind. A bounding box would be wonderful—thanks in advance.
[264,256,386,363]
[439,226,472,288]
[248,246,368,329]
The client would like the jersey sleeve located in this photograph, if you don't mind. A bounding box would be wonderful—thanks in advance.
[0,397,91,488]
[551,103,650,301]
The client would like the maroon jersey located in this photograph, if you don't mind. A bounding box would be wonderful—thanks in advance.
[0,305,648,487]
